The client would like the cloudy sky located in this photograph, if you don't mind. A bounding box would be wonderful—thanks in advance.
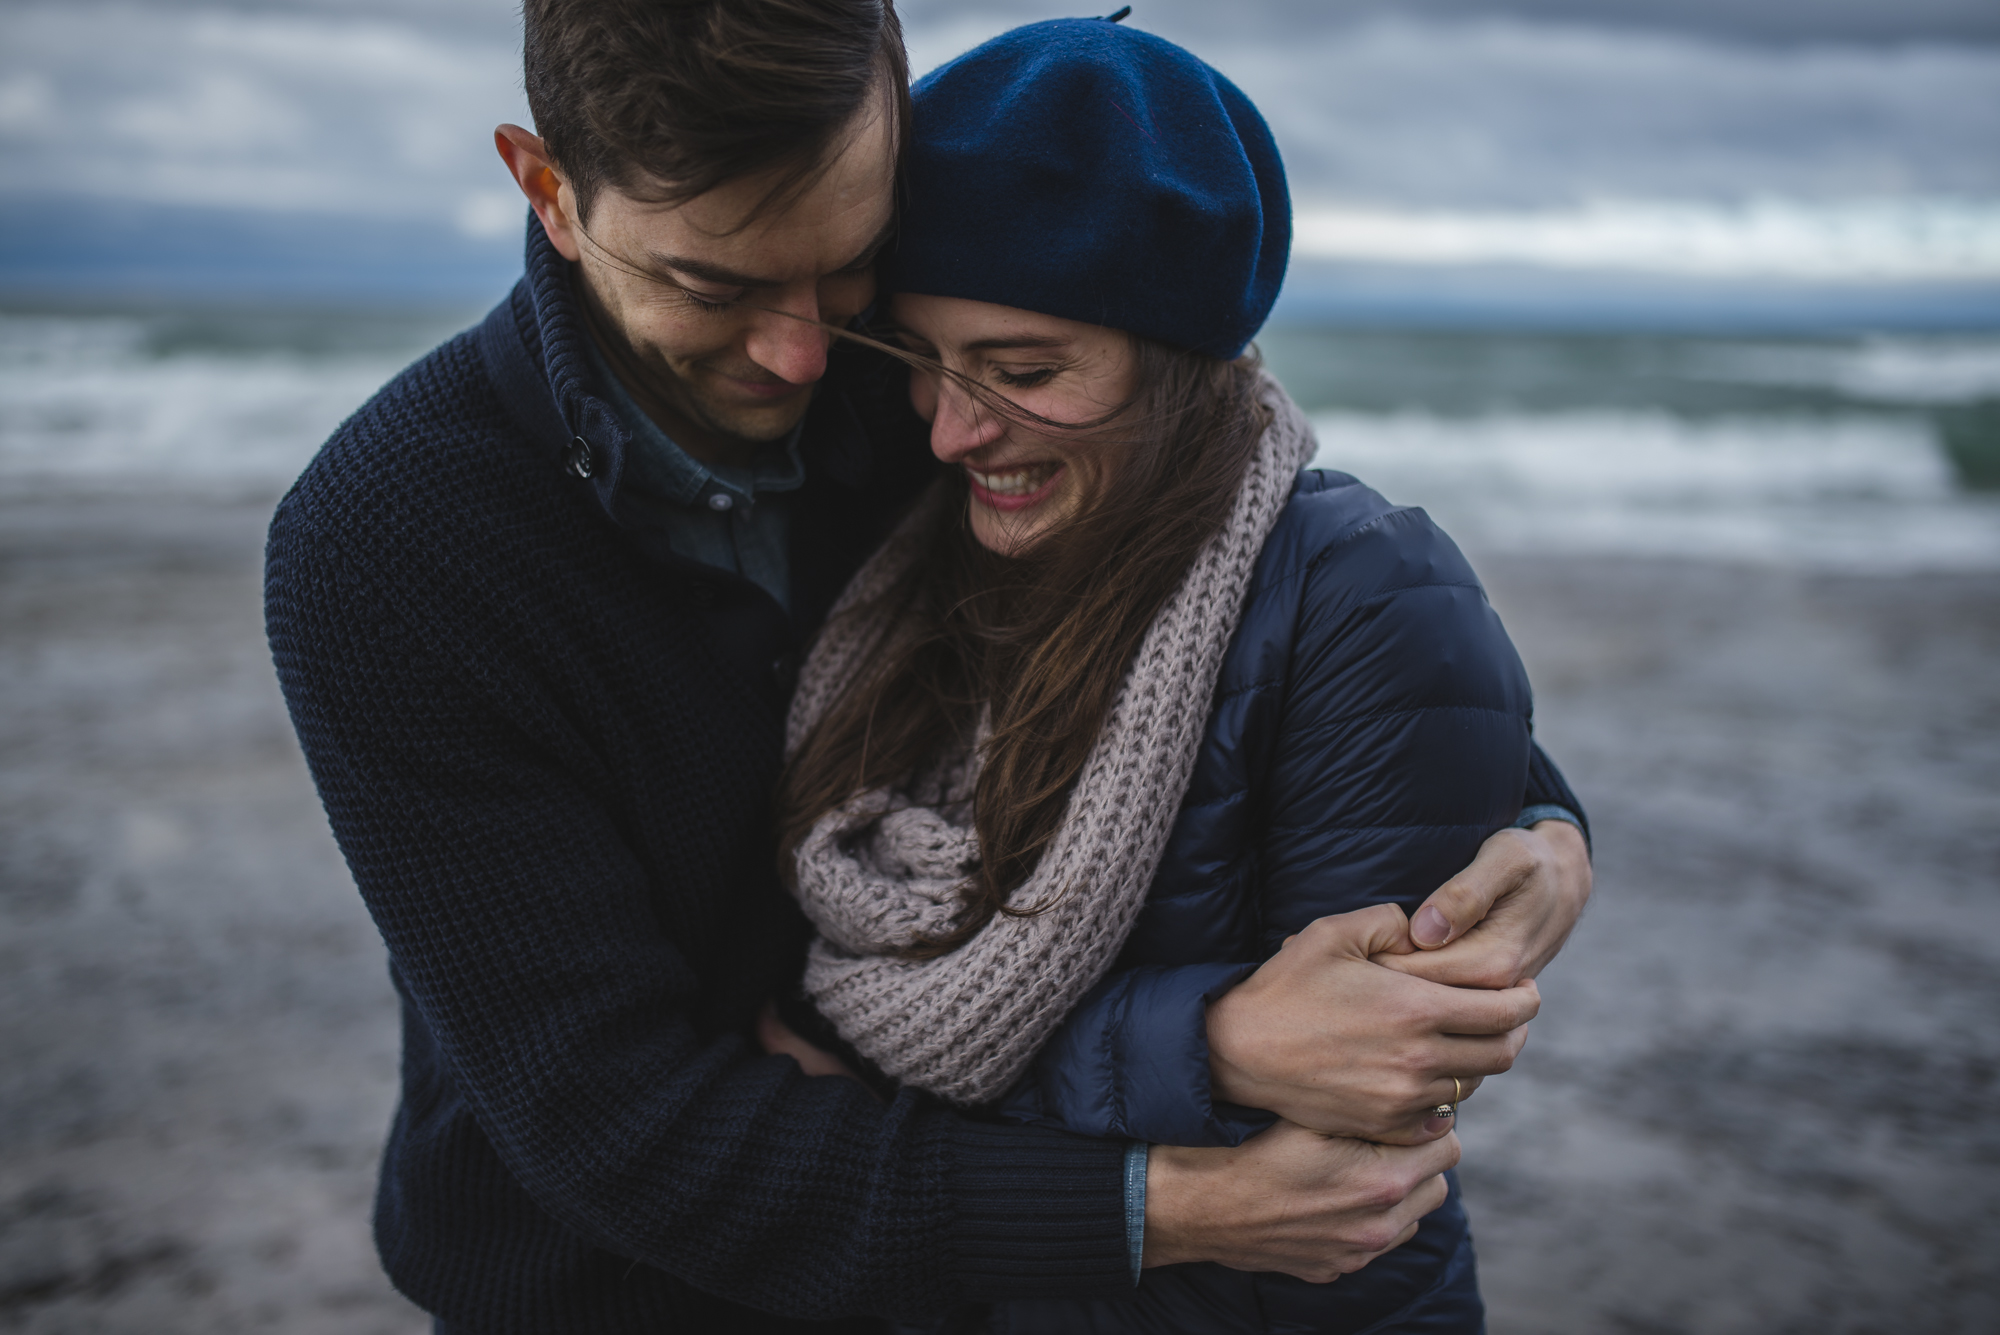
[1,0,1996,320]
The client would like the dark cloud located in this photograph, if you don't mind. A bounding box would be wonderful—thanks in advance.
[0,0,519,34]
[1225,25,2000,206]
[1404,0,2000,44]
[36,0,2000,46]
[0,2,528,223]
[900,0,2000,46]
[1,0,1993,232]
[900,6,2000,206]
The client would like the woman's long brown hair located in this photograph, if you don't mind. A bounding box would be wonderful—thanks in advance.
[774,331,1273,957]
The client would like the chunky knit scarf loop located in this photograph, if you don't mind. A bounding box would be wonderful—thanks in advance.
[785,375,1316,1105]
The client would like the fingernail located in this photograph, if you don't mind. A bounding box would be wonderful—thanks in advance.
[1413,906,1452,947]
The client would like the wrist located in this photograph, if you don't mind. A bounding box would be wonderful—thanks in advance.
[1520,804,1592,860]
[1530,817,1593,902]
[1203,990,1265,1109]
[1139,1144,1205,1268]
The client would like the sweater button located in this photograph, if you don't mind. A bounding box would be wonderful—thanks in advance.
[706,492,734,512]
[565,437,594,479]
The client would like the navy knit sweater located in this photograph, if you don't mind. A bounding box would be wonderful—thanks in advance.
[265,222,1135,1332]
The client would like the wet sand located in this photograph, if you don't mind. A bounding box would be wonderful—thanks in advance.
[1,490,1996,1333]
[1471,554,2000,1333]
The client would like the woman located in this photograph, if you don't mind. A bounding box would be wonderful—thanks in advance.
[771,16,1568,1333]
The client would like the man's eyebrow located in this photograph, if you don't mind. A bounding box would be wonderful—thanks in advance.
[962,335,1071,353]
[643,252,776,291]
[644,218,899,291]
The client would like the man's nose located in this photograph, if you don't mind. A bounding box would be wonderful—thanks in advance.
[929,377,1005,463]
[742,284,829,386]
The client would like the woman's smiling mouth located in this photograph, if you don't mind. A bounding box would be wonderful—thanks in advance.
[966,462,1064,511]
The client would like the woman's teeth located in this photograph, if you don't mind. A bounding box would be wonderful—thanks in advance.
[967,462,1060,496]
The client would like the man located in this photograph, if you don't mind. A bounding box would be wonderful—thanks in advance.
[265,2,1592,1330]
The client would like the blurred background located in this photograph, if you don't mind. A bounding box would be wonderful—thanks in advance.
[1,1,1995,1331]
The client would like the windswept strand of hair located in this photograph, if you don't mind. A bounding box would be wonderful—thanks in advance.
[759,303,1165,444]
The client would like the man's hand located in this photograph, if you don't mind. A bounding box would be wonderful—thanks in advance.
[1143,1120,1460,1282]
[756,1000,867,1083]
[1379,820,1592,990]
[1206,905,1538,1143]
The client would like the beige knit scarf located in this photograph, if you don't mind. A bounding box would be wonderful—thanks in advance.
[784,375,1316,1106]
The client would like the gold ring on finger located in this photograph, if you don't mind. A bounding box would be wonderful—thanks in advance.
[1452,1075,1466,1104]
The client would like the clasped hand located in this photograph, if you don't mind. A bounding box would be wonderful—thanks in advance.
[1208,905,1536,1142]
[1146,822,1590,1282]
[1208,820,1586,1144]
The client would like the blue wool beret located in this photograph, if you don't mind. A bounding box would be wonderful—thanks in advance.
[885,16,1291,362]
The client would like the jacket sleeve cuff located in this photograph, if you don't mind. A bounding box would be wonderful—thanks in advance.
[1515,801,1591,859]
[1523,743,1591,852]
[1516,803,1583,834]
[1016,962,1272,1148]
[945,1120,1134,1303]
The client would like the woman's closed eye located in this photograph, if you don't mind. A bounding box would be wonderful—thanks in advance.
[992,365,1060,389]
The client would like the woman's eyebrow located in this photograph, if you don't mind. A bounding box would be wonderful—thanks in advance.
[962,335,1070,353]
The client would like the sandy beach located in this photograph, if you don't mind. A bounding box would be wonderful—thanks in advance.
[2,487,1996,1334]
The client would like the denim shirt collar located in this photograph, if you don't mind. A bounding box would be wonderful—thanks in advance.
[488,212,874,528]
[576,329,805,512]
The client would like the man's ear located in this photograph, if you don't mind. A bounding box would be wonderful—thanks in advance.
[494,123,583,262]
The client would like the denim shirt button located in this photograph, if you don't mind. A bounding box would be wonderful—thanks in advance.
[771,653,800,695]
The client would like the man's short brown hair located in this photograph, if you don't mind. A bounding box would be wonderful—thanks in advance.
[524,0,909,222]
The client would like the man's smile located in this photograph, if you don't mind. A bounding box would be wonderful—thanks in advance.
[709,365,811,402]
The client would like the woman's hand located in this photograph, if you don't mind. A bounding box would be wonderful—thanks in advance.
[1205,905,1538,1143]
[1379,820,1593,989]
[755,1000,867,1083]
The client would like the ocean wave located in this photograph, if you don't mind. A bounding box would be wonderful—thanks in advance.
[0,310,439,493]
[4,311,1997,571]
[1688,336,2000,405]
[1311,408,2000,571]
[1292,198,2000,283]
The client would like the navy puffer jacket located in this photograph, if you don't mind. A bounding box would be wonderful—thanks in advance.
[989,467,1581,1334]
